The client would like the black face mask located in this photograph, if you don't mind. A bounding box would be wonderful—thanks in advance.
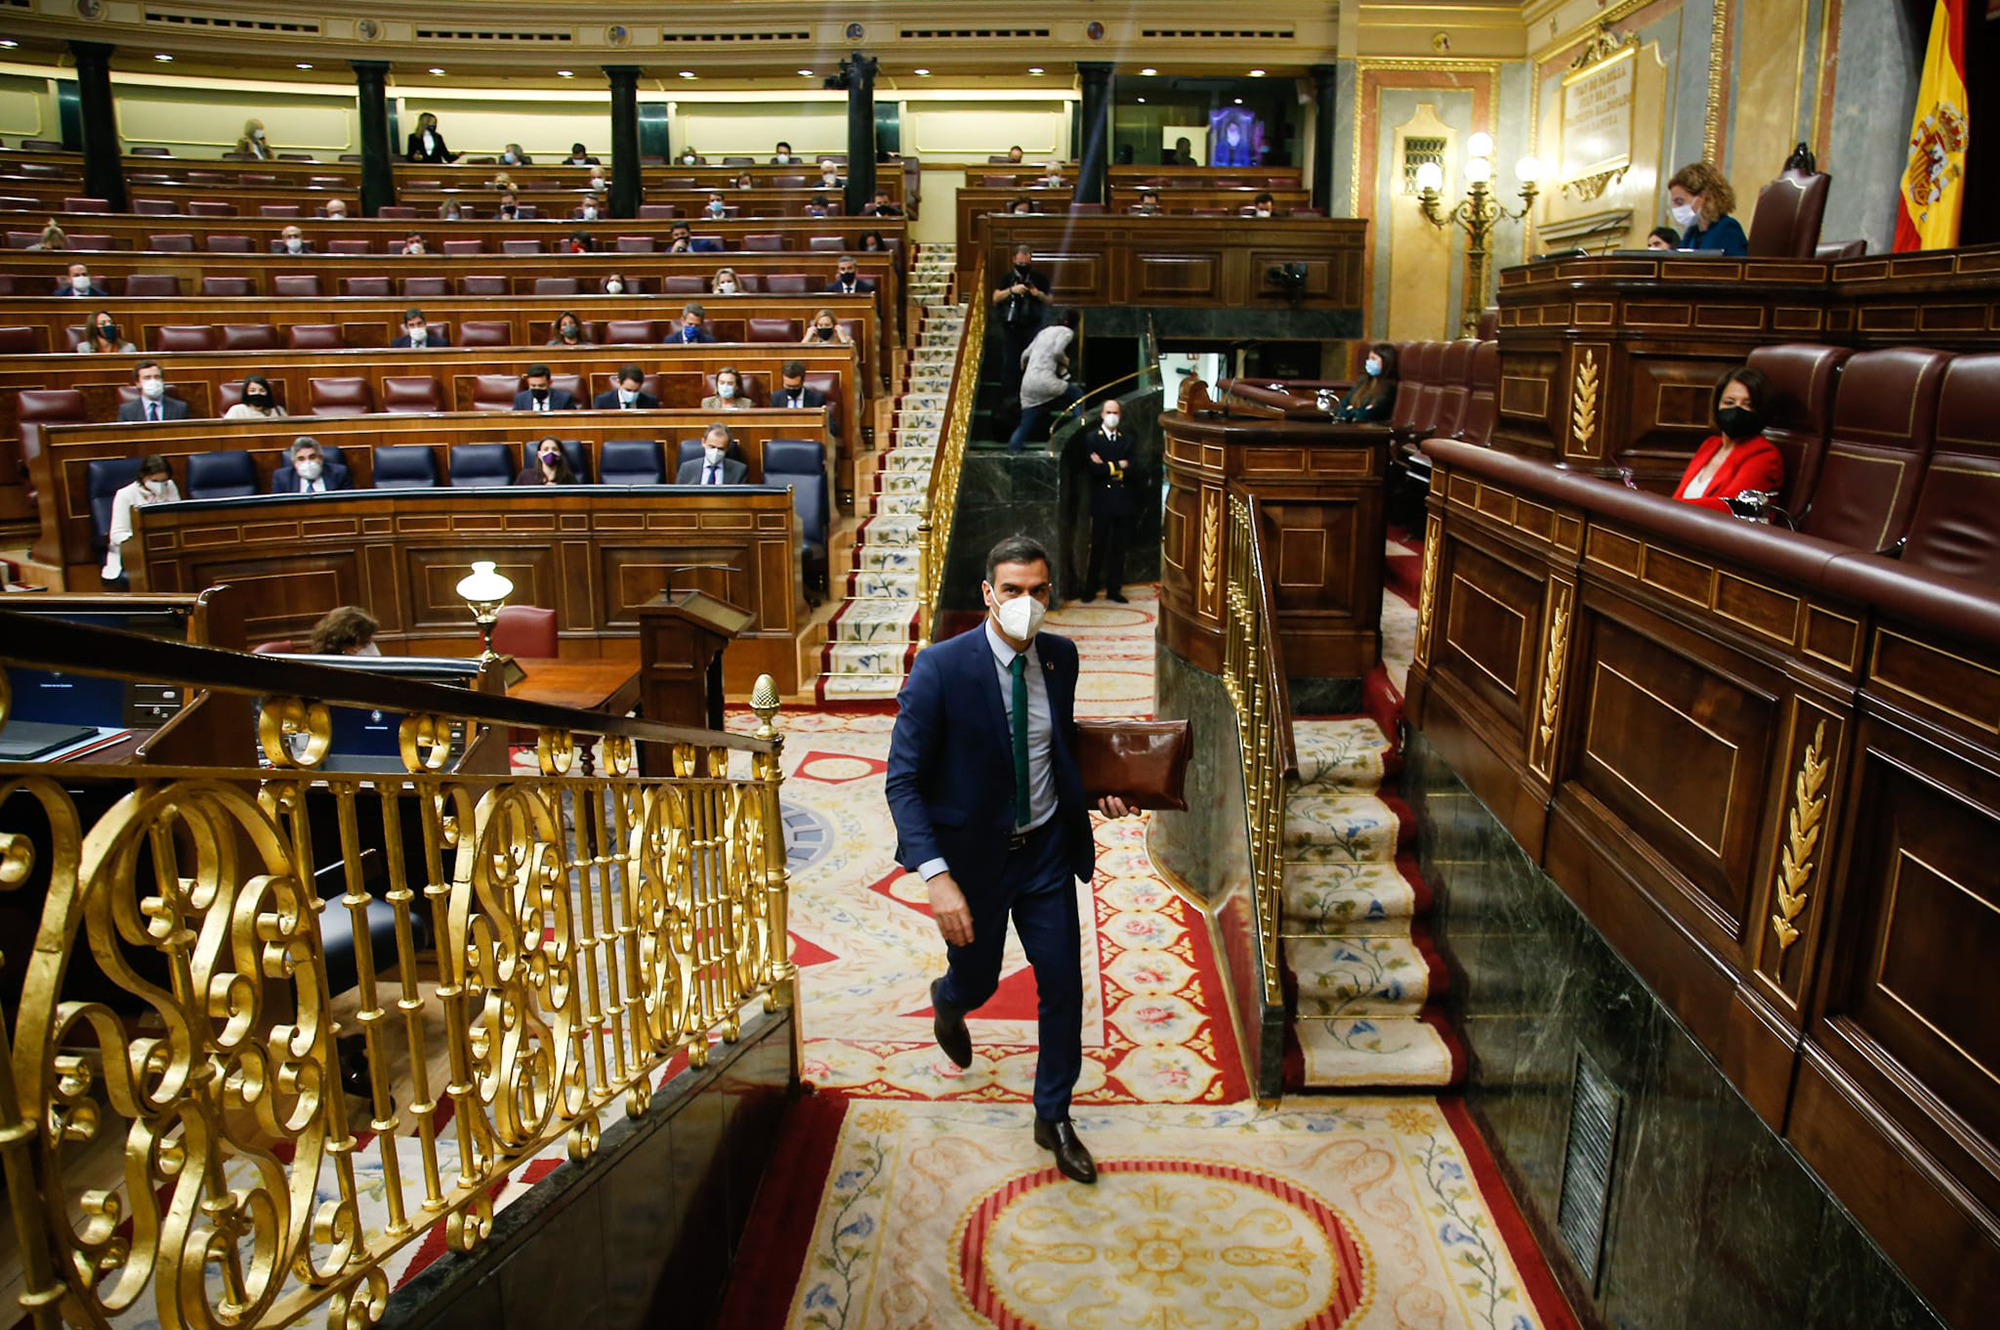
[531,387,549,402]
[244,393,270,409]
[816,327,835,340]
[96,324,119,342]
[560,325,578,339]
[1716,405,1764,440]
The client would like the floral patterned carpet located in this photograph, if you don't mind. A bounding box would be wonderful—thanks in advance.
[726,582,1576,1330]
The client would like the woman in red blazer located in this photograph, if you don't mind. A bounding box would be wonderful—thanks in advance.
[1673,365,1784,514]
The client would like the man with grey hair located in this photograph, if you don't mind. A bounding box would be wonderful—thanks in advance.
[271,436,350,494]
[672,303,716,344]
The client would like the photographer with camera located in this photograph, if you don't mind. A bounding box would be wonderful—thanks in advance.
[993,243,1051,404]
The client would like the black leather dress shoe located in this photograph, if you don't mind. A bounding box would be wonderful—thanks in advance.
[1033,1116,1098,1184]
[931,978,972,1068]
[1081,589,1098,603]
[1108,591,1129,604]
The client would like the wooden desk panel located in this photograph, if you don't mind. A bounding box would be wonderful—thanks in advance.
[36,408,831,582]
[953,187,1313,267]
[128,486,804,694]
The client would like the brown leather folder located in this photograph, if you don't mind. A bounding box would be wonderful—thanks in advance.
[1076,718,1191,811]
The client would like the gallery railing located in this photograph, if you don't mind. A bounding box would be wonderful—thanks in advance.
[915,257,986,649]
[1220,491,1297,1008]
[0,613,794,1330]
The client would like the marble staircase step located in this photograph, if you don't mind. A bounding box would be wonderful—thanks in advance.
[1286,936,1437,1013]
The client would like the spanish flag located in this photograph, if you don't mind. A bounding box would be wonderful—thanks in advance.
[1893,0,1968,251]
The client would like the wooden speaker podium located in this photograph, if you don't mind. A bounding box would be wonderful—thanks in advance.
[636,589,755,776]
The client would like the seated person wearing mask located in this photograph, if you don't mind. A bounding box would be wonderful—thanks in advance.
[567,143,599,166]
[502,143,532,166]
[772,141,798,165]
[1673,366,1782,514]
[238,118,273,159]
[1667,162,1748,257]
[391,308,447,348]
[103,454,178,585]
[703,191,730,220]
[807,193,835,219]
[859,229,889,253]
[117,362,191,422]
[679,146,704,166]
[323,199,351,221]
[735,172,757,191]
[803,309,851,345]
[545,311,594,348]
[1646,225,1680,251]
[308,606,380,656]
[400,233,429,256]
[700,367,751,412]
[1251,192,1277,218]
[864,188,904,218]
[496,190,523,220]
[601,272,631,295]
[826,255,874,295]
[279,224,314,254]
[575,197,603,222]
[565,231,597,254]
[1332,344,1399,423]
[713,267,743,295]
[1007,197,1035,216]
[588,167,609,195]
[78,311,134,355]
[513,365,578,412]
[271,436,350,494]
[667,224,694,253]
[1132,189,1163,216]
[224,373,288,419]
[594,365,658,410]
[677,425,749,485]
[672,304,718,344]
[818,160,844,190]
[57,262,108,297]
[515,436,579,486]
[773,360,828,416]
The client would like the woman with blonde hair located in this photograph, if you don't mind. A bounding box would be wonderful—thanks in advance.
[802,309,852,345]
[26,220,66,251]
[1666,162,1747,257]
[712,266,742,295]
[237,118,272,159]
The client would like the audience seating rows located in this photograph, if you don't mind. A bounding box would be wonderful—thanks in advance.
[0,261,886,300]
[0,182,903,222]
[0,213,907,253]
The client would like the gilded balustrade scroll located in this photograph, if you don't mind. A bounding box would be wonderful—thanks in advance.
[0,665,791,1330]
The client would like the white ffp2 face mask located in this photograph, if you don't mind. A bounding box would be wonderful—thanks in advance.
[993,593,1045,642]
[1670,202,1699,228]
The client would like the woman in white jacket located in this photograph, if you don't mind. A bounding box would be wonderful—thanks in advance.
[103,455,178,584]
[1010,309,1081,449]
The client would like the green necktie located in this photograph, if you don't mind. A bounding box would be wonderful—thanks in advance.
[1010,654,1031,827]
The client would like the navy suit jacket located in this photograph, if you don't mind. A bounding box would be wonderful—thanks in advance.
[886,624,1093,892]
[513,389,579,411]
[270,462,353,494]
[593,389,659,410]
[668,325,717,343]
[116,397,191,422]
[391,331,450,348]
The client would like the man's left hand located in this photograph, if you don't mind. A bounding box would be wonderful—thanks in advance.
[1097,795,1134,818]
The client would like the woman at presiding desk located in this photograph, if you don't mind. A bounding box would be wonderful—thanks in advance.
[1673,366,1783,515]
[1667,162,1748,257]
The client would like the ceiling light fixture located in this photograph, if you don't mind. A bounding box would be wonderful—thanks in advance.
[557,70,574,78]
[914,68,931,76]
[1140,67,1158,76]
[1249,69,1266,77]
[678,70,697,79]
[1028,67,1044,75]
[296,62,313,70]
[154,53,174,62]
[429,67,445,75]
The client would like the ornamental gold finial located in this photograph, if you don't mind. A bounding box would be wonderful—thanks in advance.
[750,674,781,740]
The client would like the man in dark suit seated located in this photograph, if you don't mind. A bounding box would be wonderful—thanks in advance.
[270,436,351,494]
[56,262,108,297]
[278,224,315,254]
[116,362,191,422]
[565,143,600,166]
[391,308,448,348]
[772,141,798,165]
[670,303,717,344]
[774,360,828,415]
[513,364,578,413]
[676,424,749,484]
[668,223,693,253]
[825,255,875,296]
[885,533,1134,1186]
[593,365,659,410]
[862,187,904,218]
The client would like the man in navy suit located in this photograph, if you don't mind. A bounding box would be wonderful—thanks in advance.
[390,308,449,348]
[512,364,578,412]
[886,533,1132,1185]
[592,365,659,410]
[56,262,108,297]
[270,436,352,494]
[115,362,191,421]
[824,254,875,295]
[670,303,717,344]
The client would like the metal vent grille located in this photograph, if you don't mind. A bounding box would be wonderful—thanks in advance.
[1139,27,1294,40]
[1402,137,1446,194]
[898,28,1053,40]
[658,31,812,44]
[1555,1050,1623,1291]
[414,29,573,44]
[144,9,320,34]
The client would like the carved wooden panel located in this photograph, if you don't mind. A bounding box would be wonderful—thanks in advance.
[1434,538,1540,732]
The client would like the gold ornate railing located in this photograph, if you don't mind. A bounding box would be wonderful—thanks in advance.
[0,613,793,1330]
[914,257,987,649]
[1220,491,1296,1008]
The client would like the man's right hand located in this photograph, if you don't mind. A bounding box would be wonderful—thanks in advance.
[928,873,974,947]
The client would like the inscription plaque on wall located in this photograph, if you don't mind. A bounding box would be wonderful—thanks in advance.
[1560,45,1635,196]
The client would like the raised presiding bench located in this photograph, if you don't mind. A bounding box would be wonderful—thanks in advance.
[1408,438,1999,1329]
[128,485,806,694]
[33,409,833,586]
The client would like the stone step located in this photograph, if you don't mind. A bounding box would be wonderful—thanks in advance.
[852,543,919,574]
[1281,789,1407,864]
[1281,861,1423,934]
[860,513,920,545]
[1291,1017,1457,1089]
[830,599,918,643]
[1286,936,1436,1013]
[824,641,916,676]
[844,568,917,599]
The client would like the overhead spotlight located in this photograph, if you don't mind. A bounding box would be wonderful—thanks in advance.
[1028,67,1044,75]
[678,70,697,79]
[1232,97,1243,105]
[296,62,313,70]
[429,67,445,75]
[557,70,574,78]
[1140,67,1158,76]
[1249,68,1266,77]
[154,53,174,62]
[0,39,21,48]
[1136,97,1147,104]
[914,68,931,76]
[798,68,815,76]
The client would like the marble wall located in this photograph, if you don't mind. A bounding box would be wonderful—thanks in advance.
[382,1008,794,1330]
[1403,733,1947,1330]
[1821,0,1922,254]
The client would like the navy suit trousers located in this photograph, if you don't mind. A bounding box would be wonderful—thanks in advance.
[934,817,1083,1120]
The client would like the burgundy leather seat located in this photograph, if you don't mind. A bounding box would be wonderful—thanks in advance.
[403,276,451,297]
[17,390,88,480]
[763,274,808,294]
[204,235,254,253]
[62,197,110,213]
[133,200,178,216]
[1800,347,1952,551]
[156,325,221,352]
[273,274,323,296]
[124,273,181,296]
[149,233,195,252]
[459,321,513,347]
[382,376,444,413]
[1406,342,1449,439]
[286,324,345,350]
[328,239,373,255]
[663,275,706,295]
[1429,339,1479,439]
[258,204,302,219]
[1743,343,1852,515]
[615,236,655,253]
[461,275,507,295]
[472,375,523,410]
[1389,342,1429,436]
[501,239,542,255]
[743,234,786,252]
[1901,353,2000,581]
[201,276,254,296]
[748,317,802,343]
[1747,172,1831,259]
[603,319,660,345]
[807,235,845,252]
[0,326,37,353]
[443,239,484,256]
[220,324,280,351]
[308,377,375,416]
[187,201,235,217]
[1457,341,1500,446]
[492,605,559,656]
[341,276,394,297]
[532,277,580,296]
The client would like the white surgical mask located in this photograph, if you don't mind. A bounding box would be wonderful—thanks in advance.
[297,459,323,481]
[717,383,736,399]
[1103,415,1120,432]
[582,204,598,220]
[328,210,346,220]
[1365,358,1382,377]
[285,237,303,253]
[1670,201,1699,228]
[142,477,168,496]
[618,387,638,404]
[408,328,426,345]
[72,275,90,292]
[253,128,265,140]
[606,280,624,295]
[717,281,737,294]
[993,593,1046,642]
[704,446,726,465]
[140,378,165,400]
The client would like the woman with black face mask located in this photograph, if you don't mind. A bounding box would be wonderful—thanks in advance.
[223,373,288,419]
[1672,365,1783,515]
[544,312,595,348]
[77,310,135,354]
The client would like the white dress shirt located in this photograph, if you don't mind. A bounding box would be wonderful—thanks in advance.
[918,617,1055,880]
[103,478,179,579]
